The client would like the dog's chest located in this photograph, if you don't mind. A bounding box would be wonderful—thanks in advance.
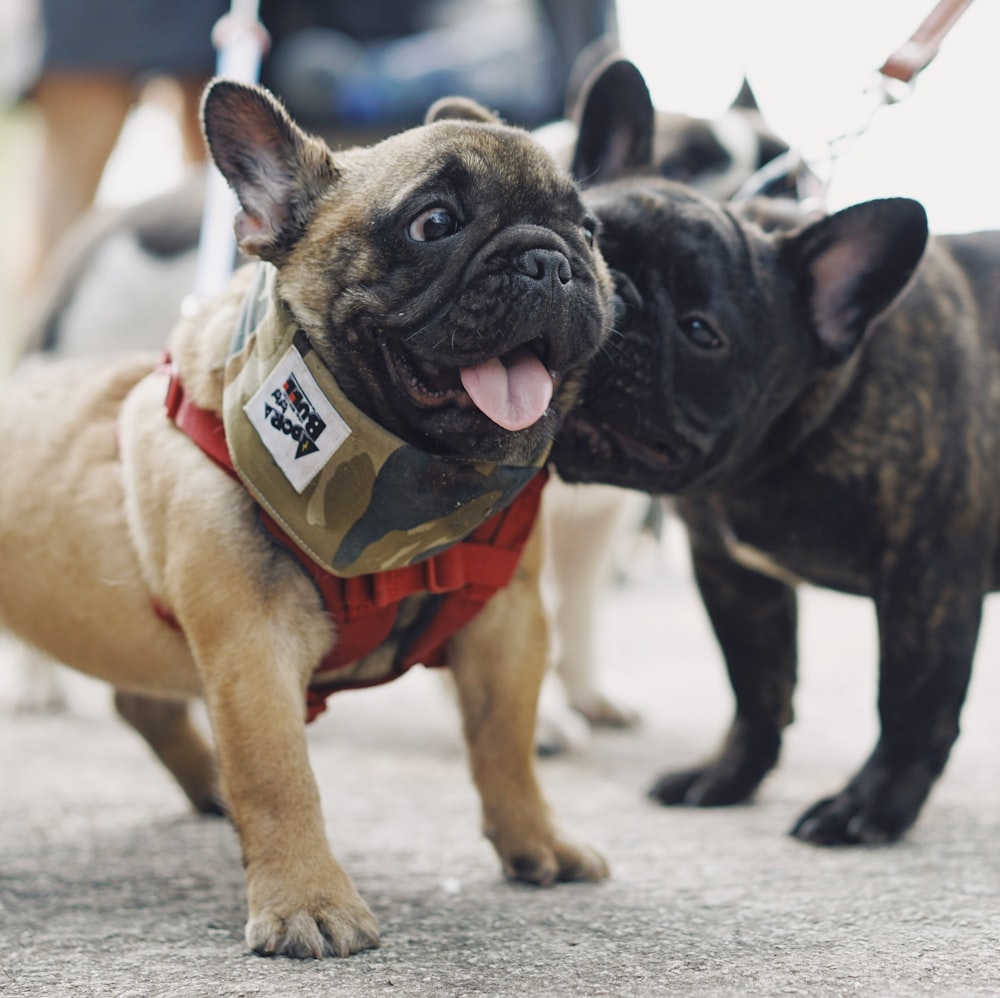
[312,595,431,691]
[686,492,878,597]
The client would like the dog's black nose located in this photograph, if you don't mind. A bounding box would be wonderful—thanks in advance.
[514,248,572,286]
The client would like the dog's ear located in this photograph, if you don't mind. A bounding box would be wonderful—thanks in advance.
[731,77,760,112]
[728,77,788,171]
[783,198,928,365]
[570,56,654,186]
[201,79,338,263]
[425,97,499,124]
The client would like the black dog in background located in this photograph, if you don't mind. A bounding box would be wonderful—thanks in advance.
[552,162,1000,847]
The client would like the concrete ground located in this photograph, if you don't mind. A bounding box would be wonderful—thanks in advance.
[2,528,998,997]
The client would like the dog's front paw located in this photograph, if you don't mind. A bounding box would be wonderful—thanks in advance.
[790,752,938,846]
[648,763,755,807]
[494,826,610,886]
[790,791,905,846]
[649,722,780,807]
[246,870,379,959]
[790,789,916,846]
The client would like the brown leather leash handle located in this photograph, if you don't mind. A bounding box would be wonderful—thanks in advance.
[732,0,977,205]
[879,0,975,83]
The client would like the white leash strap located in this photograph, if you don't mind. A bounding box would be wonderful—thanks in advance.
[185,0,270,315]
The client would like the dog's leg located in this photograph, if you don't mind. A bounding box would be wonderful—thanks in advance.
[650,539,796,807]
[121,381,379,958]
[191,615,380,958]
[792,545,981,845]
[113,692,222,815]
[158,528,379,957]
[6,644,68,714]
[544,480,642,731]
[448,524,609,885]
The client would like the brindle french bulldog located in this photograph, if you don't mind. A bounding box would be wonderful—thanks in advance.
[535,54,802,751]
[548,174,1000,847]
[0,80,612,957]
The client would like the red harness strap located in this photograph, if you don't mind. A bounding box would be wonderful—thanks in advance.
[160,362,546,722]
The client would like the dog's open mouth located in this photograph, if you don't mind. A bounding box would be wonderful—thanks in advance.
[383,340,560,432]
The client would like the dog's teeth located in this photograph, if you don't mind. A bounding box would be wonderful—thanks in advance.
[409,371,443,398]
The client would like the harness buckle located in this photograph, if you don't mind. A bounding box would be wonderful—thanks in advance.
[162,359,183,419]
[423,544,467,593]
[343,573,375,611]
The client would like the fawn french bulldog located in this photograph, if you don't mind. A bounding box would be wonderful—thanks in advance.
[0,80,613,957]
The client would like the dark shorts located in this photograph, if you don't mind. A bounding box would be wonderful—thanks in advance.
[19,0,227,96]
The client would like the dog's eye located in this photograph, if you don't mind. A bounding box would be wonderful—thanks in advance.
[679,315,724,351]
[581,216,598,247]
[408,206,460,242]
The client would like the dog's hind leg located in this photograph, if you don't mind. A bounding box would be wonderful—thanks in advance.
[114,691,222,815]
[792,542,983,845]
[448,523,609,886]
[7,645,69,714]
[542,479,642,737]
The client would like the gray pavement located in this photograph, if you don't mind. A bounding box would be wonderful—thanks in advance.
[2,532,999,997]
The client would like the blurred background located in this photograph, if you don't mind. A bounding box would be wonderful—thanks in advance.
[0,0,997,373]
[617,0,1000,230]
[0,0,617,369]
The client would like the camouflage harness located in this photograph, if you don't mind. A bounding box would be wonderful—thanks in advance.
[223,263,548,575]
[160,263,549,721]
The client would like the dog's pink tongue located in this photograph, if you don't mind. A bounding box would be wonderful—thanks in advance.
[459,348,554,431]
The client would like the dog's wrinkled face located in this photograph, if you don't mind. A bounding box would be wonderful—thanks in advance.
[550,177,928,494]
[203,82,612,465]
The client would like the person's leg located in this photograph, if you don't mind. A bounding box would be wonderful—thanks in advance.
[21,72,134,291]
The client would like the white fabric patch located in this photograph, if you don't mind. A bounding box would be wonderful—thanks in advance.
[244,345,351,493]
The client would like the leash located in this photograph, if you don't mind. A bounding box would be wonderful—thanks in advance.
[182,0,270,316]
[731,0,976,207]
[879,0,975,84]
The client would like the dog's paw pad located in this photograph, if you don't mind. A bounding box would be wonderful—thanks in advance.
[791,796,859,846]
[506,852,559,886]
[649,767,750,807]
[648,769,702,806]
[649,743,772,808]
[502,832,610,886]
[790,793,907,847]
[247,901,380,959]
[554,837,610,882]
